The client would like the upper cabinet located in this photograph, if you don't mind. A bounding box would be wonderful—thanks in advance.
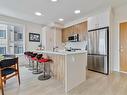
[88,11,110,30]
[62,21,87,42]
[42,25,62,51]
[62,26,74,42]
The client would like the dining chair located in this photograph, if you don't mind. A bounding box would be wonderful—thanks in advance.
[0,57,20,95]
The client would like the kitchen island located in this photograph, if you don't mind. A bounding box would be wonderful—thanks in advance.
[35,50,87,92]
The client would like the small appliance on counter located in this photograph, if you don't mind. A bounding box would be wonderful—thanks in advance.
[68,34,79,42]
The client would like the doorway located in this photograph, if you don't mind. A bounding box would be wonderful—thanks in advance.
[120,22,127,72]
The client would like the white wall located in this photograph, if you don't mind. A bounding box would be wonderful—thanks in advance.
[112,4,127,71]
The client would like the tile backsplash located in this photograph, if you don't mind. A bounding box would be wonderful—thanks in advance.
[65,41,87,51]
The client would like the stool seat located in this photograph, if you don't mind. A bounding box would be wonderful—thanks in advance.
[32,54,43,74]
[38,58,49,63]
[24,51,33,69]
[31,57,37,61]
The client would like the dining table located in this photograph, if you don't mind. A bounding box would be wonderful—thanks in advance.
[0,55,15,61]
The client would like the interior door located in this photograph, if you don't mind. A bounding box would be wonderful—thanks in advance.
[120,22,127,72]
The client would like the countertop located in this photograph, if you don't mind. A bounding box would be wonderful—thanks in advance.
[34,50,87,55]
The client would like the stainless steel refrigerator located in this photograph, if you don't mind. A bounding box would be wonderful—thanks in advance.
[87,27,109,75]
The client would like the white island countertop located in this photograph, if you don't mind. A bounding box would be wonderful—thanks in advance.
[34,50,87,55]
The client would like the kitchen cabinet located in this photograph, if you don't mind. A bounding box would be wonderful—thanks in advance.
[42,26,62,51]
[54,27,62,48]
[67,27,73,37]
[88,11,109,30]
[62,26,74,42]
[62,21,87,42]
[62,28,68,42]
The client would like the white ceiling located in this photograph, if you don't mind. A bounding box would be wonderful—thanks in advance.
[0,0,127,25]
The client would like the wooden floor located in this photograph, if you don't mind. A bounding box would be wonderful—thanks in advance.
[1,66,127,95]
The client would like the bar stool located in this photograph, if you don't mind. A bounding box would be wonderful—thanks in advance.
[24,51,33,69]
[32,54,43,74]
[24,51,31,64]
[38,58,52,80]
[30,53,38,71]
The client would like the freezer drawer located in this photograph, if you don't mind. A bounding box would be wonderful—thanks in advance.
[87,55,108,74]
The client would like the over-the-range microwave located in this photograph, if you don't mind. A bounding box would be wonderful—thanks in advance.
[68,34,79,42]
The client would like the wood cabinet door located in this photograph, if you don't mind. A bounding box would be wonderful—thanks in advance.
[74,23,83,41]
[120,22,127,72]
[62,28,68,42]
[88,12,109,30]
[81,22,87,41]
[62,27,72,42]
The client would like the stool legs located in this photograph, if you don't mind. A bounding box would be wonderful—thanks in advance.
[28,60,36,71]
[32,61,43,74]
[25,57,31,68]
[28,58,33,71]
[38,63,51,80]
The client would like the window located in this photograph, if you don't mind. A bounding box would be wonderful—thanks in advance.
[18,46,23,54]
[0,23,25,55]
[0,47,6,54]
[18,33,23,41]
[0,30,6,38]
[14,46,23,54]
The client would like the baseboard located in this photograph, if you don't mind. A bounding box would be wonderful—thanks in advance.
[120,71,127,74]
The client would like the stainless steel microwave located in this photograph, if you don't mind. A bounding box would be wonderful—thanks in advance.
[68,34,79,42]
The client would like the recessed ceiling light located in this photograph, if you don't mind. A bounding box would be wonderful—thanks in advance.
[35,12,42,16]
[59,18,64,21]
[74,10,81,14]
[51,0,58,2]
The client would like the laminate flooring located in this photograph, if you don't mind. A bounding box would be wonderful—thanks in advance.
[1,66,127,95]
